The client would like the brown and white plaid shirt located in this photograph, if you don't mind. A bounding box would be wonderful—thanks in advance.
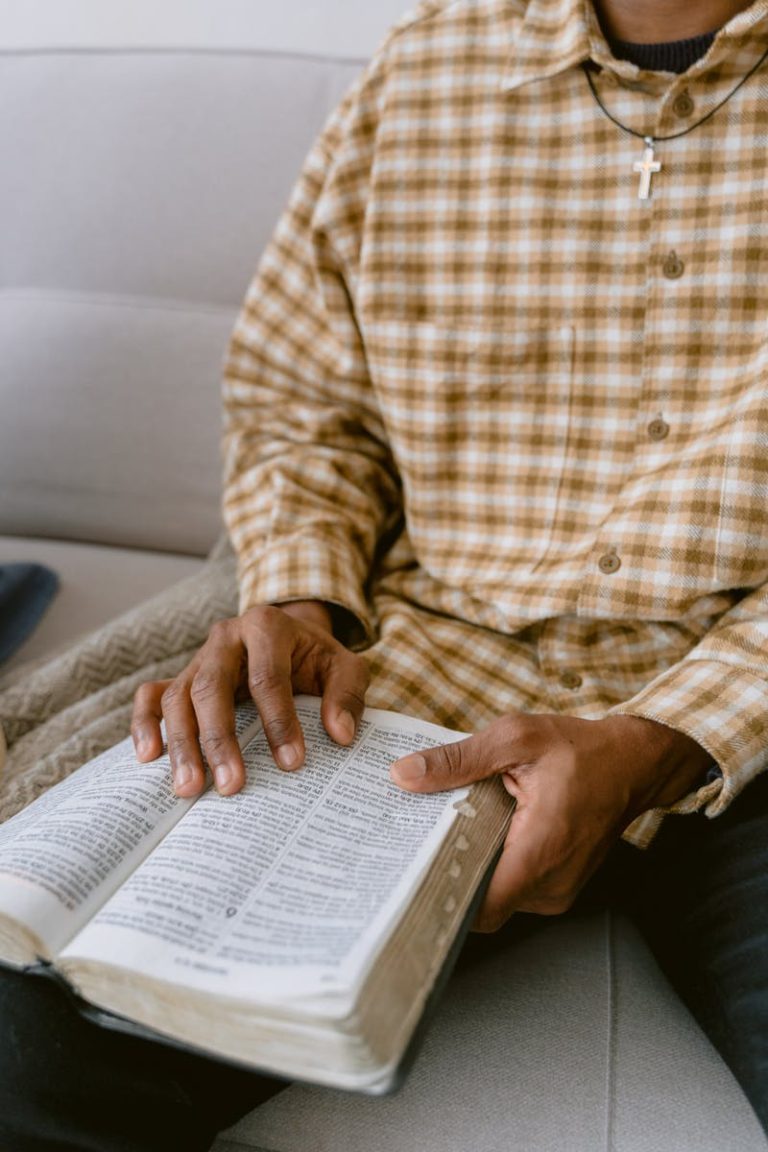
[223,0,768,846]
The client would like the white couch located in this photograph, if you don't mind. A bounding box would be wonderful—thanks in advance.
[0,0,406,666]
[1,4,766,1150]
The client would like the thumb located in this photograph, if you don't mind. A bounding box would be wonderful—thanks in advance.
[390,731,501,793]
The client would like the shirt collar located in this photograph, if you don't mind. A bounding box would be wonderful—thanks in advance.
[501,0,768,92]
[502,0,591,92]
[721,0,768,37]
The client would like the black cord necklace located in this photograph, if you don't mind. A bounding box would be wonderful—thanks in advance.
[582,42,768,200]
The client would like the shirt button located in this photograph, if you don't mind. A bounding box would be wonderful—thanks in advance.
[672,90,695,118]
[598,552,622,575]
[663,251,685,279]
[647,417,670,442]
[559,670,583,690]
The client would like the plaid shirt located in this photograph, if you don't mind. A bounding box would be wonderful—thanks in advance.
[223,0,768,846]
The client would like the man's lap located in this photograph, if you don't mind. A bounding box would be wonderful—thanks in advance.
[0,966,283,1152]
[1,779,767,1152]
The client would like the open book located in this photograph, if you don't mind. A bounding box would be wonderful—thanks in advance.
[0,697,513,1093]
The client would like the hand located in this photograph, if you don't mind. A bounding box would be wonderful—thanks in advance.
[131,600,369,798]
[390,712,713,931]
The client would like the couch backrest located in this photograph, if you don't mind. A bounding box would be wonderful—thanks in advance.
[0,1,412,556]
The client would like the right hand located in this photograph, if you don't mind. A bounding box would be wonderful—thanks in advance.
[130,601,369,798]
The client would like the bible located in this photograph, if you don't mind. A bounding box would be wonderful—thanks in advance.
[0,697,513,1092]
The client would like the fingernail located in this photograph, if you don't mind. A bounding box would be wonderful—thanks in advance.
[337,710,356,743]
[133,732,151,760]
[216,764,235,793]
[174,763,193,789]
[392,754,427,783]
[277,743,302,771]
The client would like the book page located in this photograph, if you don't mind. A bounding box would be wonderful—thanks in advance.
[61,699,468,1004]
[0,738,193,958]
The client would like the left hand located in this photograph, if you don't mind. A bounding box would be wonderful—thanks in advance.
[390,712,713,931]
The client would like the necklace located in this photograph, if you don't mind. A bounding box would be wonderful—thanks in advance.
[582,42,768,200]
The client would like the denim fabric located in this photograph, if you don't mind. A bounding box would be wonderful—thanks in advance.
[623,771,768,1132]
[0,967,284,1152]
[0,563,59,665]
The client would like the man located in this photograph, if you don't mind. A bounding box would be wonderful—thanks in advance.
[131,0,768,1126]
[2,0,767,1148]
[134,0,763,921]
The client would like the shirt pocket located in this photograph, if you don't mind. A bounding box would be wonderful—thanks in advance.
[364,320,574,578]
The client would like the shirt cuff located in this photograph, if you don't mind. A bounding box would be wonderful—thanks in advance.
[237,532,376,649]
[609,659,768,848]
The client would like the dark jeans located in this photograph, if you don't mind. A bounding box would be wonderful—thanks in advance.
[622,770,768,1130]
[1,773,766,1150]
[0,968,285,1152]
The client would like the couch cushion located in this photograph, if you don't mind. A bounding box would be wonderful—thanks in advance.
[0,536,204,669]
[0,49,363,554]
[1,294,234,555]
[214,913,768,1152]
[0,0,408,57]
[0,2,410,553]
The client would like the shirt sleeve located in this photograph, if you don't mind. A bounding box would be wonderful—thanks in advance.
[221,48,401,648]
[610,582,768,847]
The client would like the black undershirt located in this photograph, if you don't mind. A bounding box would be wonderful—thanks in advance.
[606,30,718,74]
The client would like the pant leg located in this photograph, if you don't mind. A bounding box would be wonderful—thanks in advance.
[618,771,768,1134]
[0,965,285,1152]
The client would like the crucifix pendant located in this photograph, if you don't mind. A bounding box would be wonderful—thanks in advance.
[633,137,661,200]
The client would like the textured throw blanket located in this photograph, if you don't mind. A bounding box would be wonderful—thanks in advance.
[0,539,238,823]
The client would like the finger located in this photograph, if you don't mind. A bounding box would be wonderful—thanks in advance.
[131,680,171,762]
[188,621,248,795]
[472,799,555,930]
[319,650,369,746]
[244,615,305,771]
[390,729,502,793]
[474,789,590,930]
[161,676,208,797]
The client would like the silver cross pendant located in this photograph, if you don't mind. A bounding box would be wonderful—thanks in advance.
[633,137,662,200]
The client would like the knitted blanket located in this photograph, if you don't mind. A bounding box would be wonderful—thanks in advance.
[0,539,238,823]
